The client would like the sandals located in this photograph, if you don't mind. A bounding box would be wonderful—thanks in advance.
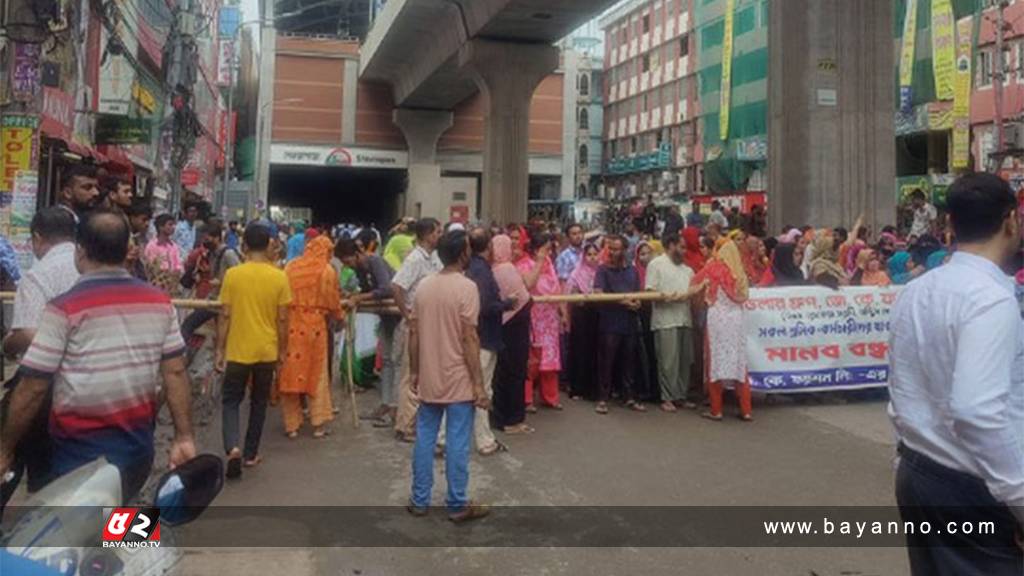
[739,413,754,422]
[525,405,538,414]
[701,411,724,422]
[225,449,242,480]
[595,402,609,415]
[243,455,263,468]
[285,431,299,440]
[448,502,491,524]
[660,402,678,413]
[313,428,330,439]
[478,441,509,457]
[547,404,564,411]
[626,401,647,413]
[502,424,535,435]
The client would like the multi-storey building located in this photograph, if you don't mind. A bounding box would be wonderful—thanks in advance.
[694,0,768,197]
[601,0,699,199]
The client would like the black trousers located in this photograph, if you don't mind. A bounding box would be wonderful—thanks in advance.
[598,332,637,403]
[493,304,531,429]
[568,306,599,400]
[896,443,1023,576]
[181,308,218,342]
[222,362,276,460]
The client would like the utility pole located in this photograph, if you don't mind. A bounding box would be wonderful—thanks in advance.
[220,40,235,217]
[992,0,1008,172]
[167,0,199,214]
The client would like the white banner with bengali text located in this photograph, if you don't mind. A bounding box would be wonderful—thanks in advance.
[744,286,901,393]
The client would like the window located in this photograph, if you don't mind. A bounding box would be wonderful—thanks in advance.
[579,74,590,96]
[579,184,588,198]
[643,14,651,34]
[680,33,689,58]
[631,136,639,154]
[579,108,590,130]
[1018,43,1024,81]
[579,145,589,167]
[643,54,651,73]
[643,93,650,111]
[1003,47,1012,85]
[978,50,992,87]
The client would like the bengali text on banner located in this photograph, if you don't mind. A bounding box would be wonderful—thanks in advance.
[744,286,900,393]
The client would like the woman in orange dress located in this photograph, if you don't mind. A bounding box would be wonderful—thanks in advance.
[278,236,345,438]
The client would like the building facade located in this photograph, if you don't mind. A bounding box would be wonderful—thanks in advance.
[265,35,568,225]
[601,0,699,199]
[0,0,232,264]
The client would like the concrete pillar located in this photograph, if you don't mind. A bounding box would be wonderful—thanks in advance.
[254,22,278,219]
[393,108,454,220]
[459,39,559,224]
[768,0,895,232]
[341,58,359,145]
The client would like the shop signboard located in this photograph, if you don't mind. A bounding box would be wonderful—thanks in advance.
[270,144,408,169]
[97,0,140,115]
[1,115,39,192]
[95,114,152,145]
[11,43,42,102]
[40,87,75,141]
[11,170,38,271]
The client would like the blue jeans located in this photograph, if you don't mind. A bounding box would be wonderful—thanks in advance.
[411,402,474,512]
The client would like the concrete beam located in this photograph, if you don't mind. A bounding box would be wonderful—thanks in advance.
[768,0,895,232]
[393,108,455,219]
[459,39,559,224]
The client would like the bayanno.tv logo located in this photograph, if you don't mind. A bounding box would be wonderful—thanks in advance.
[102,507,161,548]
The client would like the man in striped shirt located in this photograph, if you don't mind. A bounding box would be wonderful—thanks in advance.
[0,210,195,501]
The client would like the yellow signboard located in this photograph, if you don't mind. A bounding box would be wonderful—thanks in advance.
[1,115,38,192]
[132,81,157,114]
[719,0,735,142]
[931,0,955,101]
[899,0,919,110]
[952,17,973,169]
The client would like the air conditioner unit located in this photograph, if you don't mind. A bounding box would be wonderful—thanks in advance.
[1008,122,1024,150]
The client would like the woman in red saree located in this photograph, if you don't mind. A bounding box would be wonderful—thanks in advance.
[278,236,345,438]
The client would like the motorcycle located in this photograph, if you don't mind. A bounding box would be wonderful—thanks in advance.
[1,455,223,575]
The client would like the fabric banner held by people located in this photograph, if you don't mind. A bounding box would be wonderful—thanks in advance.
[744,286,900,393]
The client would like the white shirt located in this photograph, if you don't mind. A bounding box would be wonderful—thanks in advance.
[11,242,80,330]
[888,252,1024,521]
[708,210,729,229]
[645,254,694,330]
[910,203,937,238]
[392,245,442,313]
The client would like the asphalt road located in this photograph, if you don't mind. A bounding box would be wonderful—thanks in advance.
[176,383,909,576]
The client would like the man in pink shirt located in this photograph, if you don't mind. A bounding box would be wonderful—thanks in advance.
[407,230,490,523]
[144,213,183,275]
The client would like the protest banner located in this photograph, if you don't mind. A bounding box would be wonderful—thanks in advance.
[744,286,900,393]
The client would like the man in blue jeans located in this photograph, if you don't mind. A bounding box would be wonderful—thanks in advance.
[406,230,490,523]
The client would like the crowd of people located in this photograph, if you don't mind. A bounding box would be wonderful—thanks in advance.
[0,161,1022,531]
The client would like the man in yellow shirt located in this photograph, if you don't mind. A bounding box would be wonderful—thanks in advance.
[215,224,292,480]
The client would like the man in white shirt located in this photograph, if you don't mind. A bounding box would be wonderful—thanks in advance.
[889,172,1023,575]
[908,188,937,239]
[3,207,80,358]
[0,207,80,501]
[391,218,442,441]
[645,232,703,412]
[707,201,729,231]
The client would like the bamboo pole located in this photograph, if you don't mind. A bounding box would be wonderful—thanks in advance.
[345,310,359,429]
[0,291,697,309]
